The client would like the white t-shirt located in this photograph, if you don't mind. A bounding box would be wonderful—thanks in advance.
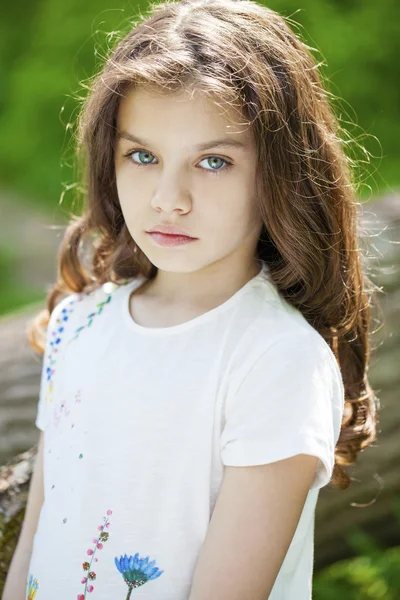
[28,260,344,600]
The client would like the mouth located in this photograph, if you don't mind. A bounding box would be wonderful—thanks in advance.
[147,232,198,247]
[149,231,195,238]
[147,228,196,238]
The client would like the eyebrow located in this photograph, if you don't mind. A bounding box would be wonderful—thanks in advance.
[116,131,248,152]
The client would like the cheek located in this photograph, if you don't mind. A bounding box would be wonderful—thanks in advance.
[116,165,155,204]
[202,195,257,241]
[116,187,141,234]
[211,184,257,224]
[115,167,127,201]
[115,171,143,212]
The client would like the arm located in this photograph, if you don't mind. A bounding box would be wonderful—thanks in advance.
[2,431,45,600]
[188,453,319,600]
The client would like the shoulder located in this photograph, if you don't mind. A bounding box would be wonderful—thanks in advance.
[43,291,86,360]
[46,279,133,346]
[256,275,339,359]
[47,290,84,332]
[48,280,130,325]
[232,276,344,396]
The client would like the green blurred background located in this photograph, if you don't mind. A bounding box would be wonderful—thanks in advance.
[0,0,399,597]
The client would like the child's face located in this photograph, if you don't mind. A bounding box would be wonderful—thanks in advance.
[114,85,263,274]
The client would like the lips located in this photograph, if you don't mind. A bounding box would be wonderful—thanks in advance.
[147,232,198,247]
[152,232,193,238]
[147,225,195,238]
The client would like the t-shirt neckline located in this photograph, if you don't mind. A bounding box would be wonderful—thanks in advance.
[121,261,269,336]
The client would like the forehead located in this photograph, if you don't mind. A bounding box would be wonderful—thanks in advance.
[116,85,254,144]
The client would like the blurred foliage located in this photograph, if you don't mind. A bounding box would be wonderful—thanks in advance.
[0,242,45,314]
[0,0,398,213]
[314,545,400,599]
[313,497,400,599]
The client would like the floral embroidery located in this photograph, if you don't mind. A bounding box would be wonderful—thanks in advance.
[26,574,39,599]
[43,296,83,409]
[68,281,130,345]
[77,509,112,599]
[115,553,164,599]
[53,397,70,427]
[54,387,82,427]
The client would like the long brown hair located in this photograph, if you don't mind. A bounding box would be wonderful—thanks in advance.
[27,0,379,490]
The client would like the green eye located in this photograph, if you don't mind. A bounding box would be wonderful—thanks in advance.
[199,156,227,171]
[131,150,156,165]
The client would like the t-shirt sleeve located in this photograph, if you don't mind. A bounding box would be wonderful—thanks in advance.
[35,294,77,432]
[220,331,345,490]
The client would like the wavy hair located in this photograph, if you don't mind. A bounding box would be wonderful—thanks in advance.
[27,0,379,490]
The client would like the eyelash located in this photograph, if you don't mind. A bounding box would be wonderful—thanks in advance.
[122,148,233,176]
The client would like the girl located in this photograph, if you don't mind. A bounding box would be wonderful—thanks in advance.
[4,0,378,598]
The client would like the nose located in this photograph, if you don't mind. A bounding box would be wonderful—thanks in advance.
[150,169,193,214]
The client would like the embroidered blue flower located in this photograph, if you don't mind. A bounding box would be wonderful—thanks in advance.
[46,303,76,382]
[43,297,83,408]
[27,573,39,599]
[114,552,164,598]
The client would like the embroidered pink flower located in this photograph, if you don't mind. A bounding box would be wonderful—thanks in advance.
[78,510,112,599]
